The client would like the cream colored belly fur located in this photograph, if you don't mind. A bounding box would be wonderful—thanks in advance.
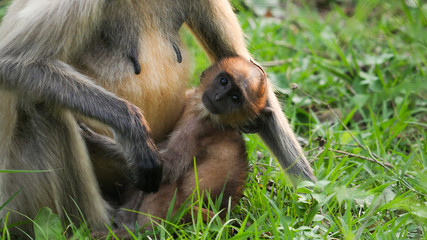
[89,30,191,142]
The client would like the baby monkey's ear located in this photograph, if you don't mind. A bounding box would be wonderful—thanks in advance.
[240,107,273,134]
[250,58,266,78]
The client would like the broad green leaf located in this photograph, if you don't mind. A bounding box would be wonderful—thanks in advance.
[34,207,64,240]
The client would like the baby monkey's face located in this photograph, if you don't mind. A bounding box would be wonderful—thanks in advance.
[200,57,267,127]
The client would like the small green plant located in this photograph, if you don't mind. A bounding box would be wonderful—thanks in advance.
[33,207,64,240]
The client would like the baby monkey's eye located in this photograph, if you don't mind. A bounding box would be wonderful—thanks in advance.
[231,94,240,103]
[219,78,228,86]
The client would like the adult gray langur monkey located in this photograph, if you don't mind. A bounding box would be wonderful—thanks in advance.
[0,0,315,237]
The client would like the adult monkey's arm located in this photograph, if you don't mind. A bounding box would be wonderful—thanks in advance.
[186,0,316,184]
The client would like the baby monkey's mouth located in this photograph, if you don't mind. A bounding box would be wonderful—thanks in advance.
[202,93,221,114]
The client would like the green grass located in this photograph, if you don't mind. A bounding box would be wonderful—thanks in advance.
[1,0,427,239]
[0,0,10,20]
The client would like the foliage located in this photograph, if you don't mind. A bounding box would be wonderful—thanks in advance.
[0,0,10,21]
[0,0,426,239]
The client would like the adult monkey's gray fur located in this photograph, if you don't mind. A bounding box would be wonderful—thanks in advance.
[0,0,315,237]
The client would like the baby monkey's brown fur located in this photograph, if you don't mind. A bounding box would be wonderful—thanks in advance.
[83,57,269,229]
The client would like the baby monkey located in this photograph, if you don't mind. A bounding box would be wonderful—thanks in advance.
[159,56,269,183]
[82,56,270,227]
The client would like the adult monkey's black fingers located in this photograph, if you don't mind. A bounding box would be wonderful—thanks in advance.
[135,151,163,193]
